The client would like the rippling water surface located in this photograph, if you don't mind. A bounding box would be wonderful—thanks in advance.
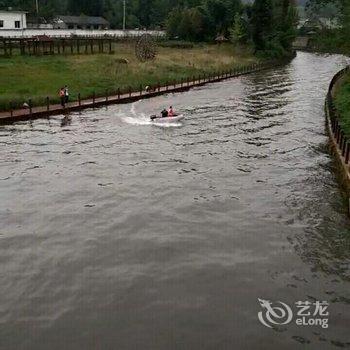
[1,52,350,350]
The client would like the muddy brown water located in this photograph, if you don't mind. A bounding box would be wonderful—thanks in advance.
[1,51,350,350]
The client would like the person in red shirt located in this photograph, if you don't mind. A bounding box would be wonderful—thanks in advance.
[168,106,174,117]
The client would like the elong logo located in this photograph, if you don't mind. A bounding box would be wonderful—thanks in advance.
[258,299,293,328]
[258,299,329,329]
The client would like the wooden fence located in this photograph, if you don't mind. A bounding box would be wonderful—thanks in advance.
[0,55,295,124]
[0,35,163,57]
[326,66,350,163]
[325,65,350,213]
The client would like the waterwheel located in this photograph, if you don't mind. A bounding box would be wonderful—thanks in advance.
[135,34,157,62]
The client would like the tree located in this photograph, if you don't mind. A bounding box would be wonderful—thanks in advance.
[166,7,204,41]
[166,7,183,38]
[202,0,240,36]
[67,0,104,16]
[230,12,248,45]
[186,7,204,40]
[150,0,170,27]
[306,0,349,51]
[341,2,350,48]
[275,0,298,50]
[252,0,273,51]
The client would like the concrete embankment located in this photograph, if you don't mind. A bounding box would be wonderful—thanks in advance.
[325,65,350,211]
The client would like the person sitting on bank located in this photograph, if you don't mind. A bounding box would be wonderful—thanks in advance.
[161,109,168,118]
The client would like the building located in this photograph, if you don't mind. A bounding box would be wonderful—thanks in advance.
[318,17,341,30]
[0,10,27,30]
[53,15,109,30]
[292,36,310,50]
[27,17,54,29]
[298,17,341,34]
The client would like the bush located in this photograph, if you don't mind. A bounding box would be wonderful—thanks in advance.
[256,38,288,59]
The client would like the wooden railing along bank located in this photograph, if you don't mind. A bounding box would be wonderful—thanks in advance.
[0,55,295,124]
[325,65,350,205]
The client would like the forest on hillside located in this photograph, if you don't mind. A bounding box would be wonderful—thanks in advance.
[2,0,179,29]
[0,0,300,30]
[306,0,350,53]
[1,0,349,55]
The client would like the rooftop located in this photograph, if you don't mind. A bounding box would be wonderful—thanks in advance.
[0,10,28,14]
[55,15,109,26]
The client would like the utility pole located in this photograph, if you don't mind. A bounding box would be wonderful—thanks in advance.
[123,0,126,31]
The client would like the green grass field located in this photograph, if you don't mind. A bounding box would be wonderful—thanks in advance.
[0,43,258,111]
[335,72,350,137]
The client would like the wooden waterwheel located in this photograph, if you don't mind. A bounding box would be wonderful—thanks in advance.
[135,34,157,62]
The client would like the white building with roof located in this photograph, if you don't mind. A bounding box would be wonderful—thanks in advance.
[0,10,27,30]
[53,15,109,30]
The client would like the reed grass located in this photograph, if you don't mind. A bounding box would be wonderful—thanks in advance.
[0,43,258,111]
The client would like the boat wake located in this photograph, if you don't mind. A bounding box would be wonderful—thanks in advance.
[120,102,183,127]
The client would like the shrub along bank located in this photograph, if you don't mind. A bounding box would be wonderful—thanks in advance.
[334,71,350,137]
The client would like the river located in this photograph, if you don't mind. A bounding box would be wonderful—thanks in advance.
[1,51,350,350]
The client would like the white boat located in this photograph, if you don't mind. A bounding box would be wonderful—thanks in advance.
[150,114,184,123]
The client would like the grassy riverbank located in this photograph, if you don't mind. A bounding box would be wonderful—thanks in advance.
[0,43,258,111]
[334,72,350,137]
[309,31,350,55]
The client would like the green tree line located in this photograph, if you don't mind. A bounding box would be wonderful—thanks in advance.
[1,0,181,28]
[167,0,298,56]
[0,0,299,56]
[305,0,350,53]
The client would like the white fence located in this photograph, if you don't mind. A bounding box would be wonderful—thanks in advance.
[0,28,166,38]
